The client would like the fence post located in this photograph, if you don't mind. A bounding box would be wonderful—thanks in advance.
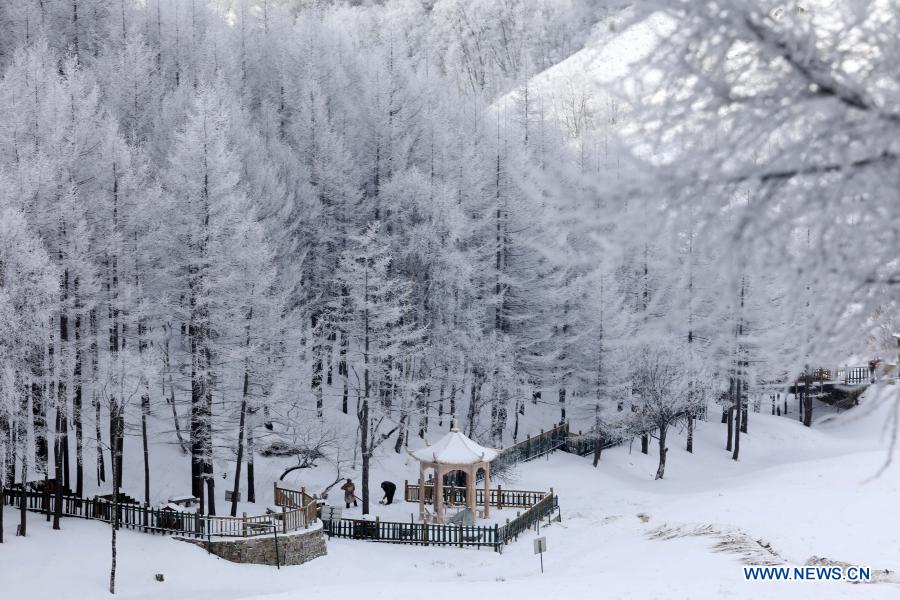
[273,481,278,505]
[242,512,248,537]
[404,479,409,502]
[195,507,202,538]
[498,485,503,510]
[283,506,288,534]
[375,516,380,541]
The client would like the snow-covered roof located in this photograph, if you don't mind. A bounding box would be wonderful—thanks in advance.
[410,420,498,465]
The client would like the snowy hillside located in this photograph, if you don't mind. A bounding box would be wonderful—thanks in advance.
[3,386,898,600]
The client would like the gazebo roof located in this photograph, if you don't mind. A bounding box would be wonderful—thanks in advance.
[410,420,499,465]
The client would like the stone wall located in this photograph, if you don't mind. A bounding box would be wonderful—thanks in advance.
[176,525,327,566]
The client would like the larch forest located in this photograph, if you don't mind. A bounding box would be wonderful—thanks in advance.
[0,2,898,599]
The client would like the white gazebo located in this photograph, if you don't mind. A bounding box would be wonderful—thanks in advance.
[408,418,499,523]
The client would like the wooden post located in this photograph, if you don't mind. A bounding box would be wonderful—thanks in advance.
[282,506,287,534]
[483,463,490,519]
[498,485,503,510]
[242,512,247,537]
[375,516,380,540]
[404,479,409,502]
[418,464,425,521]
[273,481,278,505]
[434,464,444,523]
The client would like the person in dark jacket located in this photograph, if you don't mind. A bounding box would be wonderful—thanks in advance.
[380,481,396,505]
[341,478,357,509]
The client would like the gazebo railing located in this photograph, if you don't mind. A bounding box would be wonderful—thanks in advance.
[403,482,546,509]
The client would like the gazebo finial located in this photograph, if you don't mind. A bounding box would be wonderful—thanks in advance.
[450,416,459,432]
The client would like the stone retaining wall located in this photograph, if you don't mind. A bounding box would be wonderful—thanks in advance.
[177,525,326,566]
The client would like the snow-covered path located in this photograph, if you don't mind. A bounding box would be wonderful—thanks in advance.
[2,389,898,600]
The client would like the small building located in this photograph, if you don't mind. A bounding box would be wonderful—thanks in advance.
[408,418,498,524]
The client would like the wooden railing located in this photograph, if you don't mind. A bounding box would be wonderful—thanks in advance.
[324,489,560,551]
[497,491,558,547]
[324,517,500,549]
[3,485,317,539]
[793,366,872,386]
[273,483,318,527]
[403,482,546,509]
[493,422,569,466]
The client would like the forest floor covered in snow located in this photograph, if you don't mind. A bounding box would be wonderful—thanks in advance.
[2,386,899,600]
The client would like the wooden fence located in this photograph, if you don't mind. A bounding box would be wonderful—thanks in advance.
[497,491,558,547]
[325,517,500,549]
[494,422,570,466]
[273,483,319,526]
[564,429,622,457]
[2,486,317,539]
[323,490,559,551]
[403,482,546,509]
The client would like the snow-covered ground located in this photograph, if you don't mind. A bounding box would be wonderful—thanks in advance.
[3,386,898,600]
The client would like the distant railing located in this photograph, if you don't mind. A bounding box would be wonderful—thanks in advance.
[795,366,872,386]
[494,422,570,465]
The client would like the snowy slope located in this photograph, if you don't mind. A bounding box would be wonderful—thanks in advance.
[3,385,898,600]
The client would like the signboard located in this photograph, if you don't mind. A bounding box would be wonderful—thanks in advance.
[534,536,547,573]
[322,505,343,522]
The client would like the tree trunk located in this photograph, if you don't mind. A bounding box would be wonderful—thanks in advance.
[640,431,648,455]
[311,314,323,418]
[246,418,256,503]
[655,423,668,480]
[339,329,348,414]
[19,460,27,537]
[110,404,120,595]
[592,430,603,467]
[95,392,105,485]
[360,393,369,515]
[231,372,249,517]
[732,380,742,461]
[53,405,63,529]
[73,311,84,499]
[558,387,566,425]
[726,406,733,452]
[141,392,150,505]
[686,414,694,453]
